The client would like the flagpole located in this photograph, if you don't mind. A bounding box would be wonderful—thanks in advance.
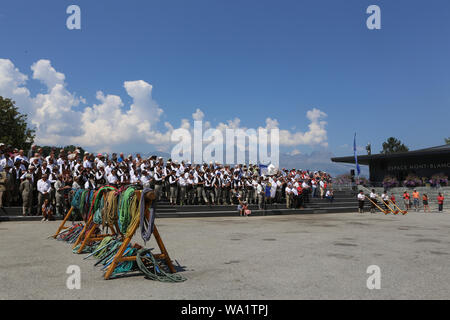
[354,133,360,186]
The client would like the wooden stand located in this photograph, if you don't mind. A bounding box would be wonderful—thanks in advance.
[103,190,176,280]
[72,211,120,254]
[52,206,74,238]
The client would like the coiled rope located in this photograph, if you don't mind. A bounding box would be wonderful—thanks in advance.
[101,190,119,228]
[118,187,136,234]
[140,188,156,245]
[136,248,186,282]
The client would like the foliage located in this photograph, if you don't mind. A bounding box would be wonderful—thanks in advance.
[383,176,399,189]
[429,173,448,186]
[381,137,409,154]
[0,96,35,150]
[402,174,422,187]
[333,174,368,186]
[35,145,86,158]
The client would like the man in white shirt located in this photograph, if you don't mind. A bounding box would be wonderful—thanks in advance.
[357,191,365,213]
[107,169,119,185]
[14,150,28,164]
[37,174,52,211]
[285,183,294,208]
[140,171,151,188]
[0,153,14,172]
[96,154,106,169]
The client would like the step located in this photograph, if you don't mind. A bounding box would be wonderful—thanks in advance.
[0,215,64,222]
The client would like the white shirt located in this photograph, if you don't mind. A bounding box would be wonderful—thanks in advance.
[357,193,365,201]
[83,160,92,168]
[140,175,150,187]
[107,174,118,184]
[37,179,52,194]
[97,160,106,168]
[178,176,187,187]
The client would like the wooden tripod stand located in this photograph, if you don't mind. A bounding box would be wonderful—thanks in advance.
[53,206,75,239]
[103,190,176,280]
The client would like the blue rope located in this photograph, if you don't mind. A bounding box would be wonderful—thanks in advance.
[140,188,156,245]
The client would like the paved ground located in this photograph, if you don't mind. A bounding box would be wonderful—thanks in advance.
[1,211,449,300]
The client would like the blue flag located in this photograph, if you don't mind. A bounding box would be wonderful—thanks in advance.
[354,133,361,176]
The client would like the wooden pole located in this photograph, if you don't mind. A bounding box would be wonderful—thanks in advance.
[104,189,176,279]
[72,214,93,249]
[53,206,74,238]
[153,225,176,273]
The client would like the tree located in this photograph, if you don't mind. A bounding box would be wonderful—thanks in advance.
[35,145,86,158]
[381,137,409,154]
[445,138,450,145]
[0,96,35,150]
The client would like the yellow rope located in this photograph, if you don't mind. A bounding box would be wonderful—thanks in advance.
[125,194,141,238]
[102,191,118,228]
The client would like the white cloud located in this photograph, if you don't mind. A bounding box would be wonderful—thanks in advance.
[0,59,32,114]
[31,59,65,89]
[288,149,301,156]
[276,108,328,147]
[0,58,329,153]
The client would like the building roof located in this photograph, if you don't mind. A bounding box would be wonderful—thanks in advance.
[331,144,450,165]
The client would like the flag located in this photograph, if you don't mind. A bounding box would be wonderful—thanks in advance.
[354,133,361,176]
[259,164,268,176]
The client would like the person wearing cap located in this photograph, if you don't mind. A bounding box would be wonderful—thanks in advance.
[19,174,34,216]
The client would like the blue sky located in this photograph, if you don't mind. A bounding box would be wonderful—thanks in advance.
[1,0,449,157]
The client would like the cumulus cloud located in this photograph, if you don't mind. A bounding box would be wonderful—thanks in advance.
[0,58,329,153]
[31,59,65,89]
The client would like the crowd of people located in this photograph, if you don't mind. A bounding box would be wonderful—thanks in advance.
[357,188,445,213]
[0,144,333,219]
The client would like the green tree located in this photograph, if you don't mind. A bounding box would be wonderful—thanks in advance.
[35,145,86,158]
[0,96,35,150]
[445,137,450,145]
[381,137,409,154]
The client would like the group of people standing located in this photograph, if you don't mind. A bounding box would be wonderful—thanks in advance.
[0,143,333,219]
[357,188,445,213]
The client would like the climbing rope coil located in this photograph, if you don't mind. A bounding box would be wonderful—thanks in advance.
[53,186,186,282]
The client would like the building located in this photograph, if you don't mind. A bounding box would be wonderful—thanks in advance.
[331,144,450,182]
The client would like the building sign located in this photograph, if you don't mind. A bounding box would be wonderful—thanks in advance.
[388,162,450,171]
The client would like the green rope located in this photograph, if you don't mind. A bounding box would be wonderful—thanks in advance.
[111,248,137,275]
[118,187,135,234]
[93,197,104,225]
[79,190,89,214]
[136,248,187,283]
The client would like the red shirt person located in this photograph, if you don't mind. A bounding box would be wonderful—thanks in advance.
[437,193,444,212]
